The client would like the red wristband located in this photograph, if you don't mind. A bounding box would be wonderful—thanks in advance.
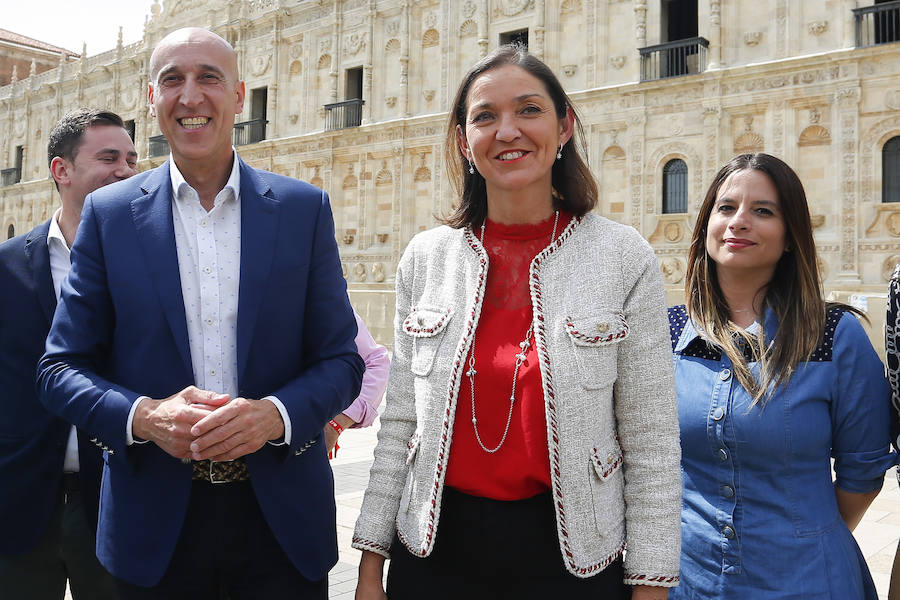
[328,419,344,434]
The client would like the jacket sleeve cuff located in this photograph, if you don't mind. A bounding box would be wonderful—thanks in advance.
[623,573,680,587]
[351,536,392,559]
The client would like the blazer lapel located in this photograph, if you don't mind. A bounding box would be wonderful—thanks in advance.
[24,221,56,325]
[130,162,193,378]
[236,160,279,382]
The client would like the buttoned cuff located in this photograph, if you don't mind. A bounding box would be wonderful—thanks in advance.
[263,395,291,446]
[341,398,368,428]
[126,396,151,445]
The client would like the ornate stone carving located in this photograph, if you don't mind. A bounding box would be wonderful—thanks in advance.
[345,32,366,55]
[493,0,534,18]
[734,132,764,154]
[811,214,826,229]
[354,262,367,281]
[807,21,828,36]
[317,54,331,69]
[560,0,581,13]
[372,262,386,282]
[422,28,439,48]
[384,96,397,108]
[460,20,477,37]
[463,1,477,17]
[423,89,435,102]
[798,125,831,147]
[886,90,900,110]
[386,19,400,36]
[885,256,900,281]
[343,232,355,245]
[744,31,762,46]
[376,233,389,244]
[249,55,271,77]
[385,38,400,52]
[609,56,626,70]
[562,64,577,77]
[660,257,685,284]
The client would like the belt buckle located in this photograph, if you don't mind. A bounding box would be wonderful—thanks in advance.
[209,460,226,484]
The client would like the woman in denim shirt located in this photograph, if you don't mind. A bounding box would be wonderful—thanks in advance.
[669,153,896,599]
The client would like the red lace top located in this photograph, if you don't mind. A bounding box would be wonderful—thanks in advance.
[445,211,572,500]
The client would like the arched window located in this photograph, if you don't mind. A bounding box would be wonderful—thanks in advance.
[662,159,688,214]
[884,136,900,203]
[6,224,13,239]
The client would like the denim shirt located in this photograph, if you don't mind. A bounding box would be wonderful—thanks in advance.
[668,305,896,599]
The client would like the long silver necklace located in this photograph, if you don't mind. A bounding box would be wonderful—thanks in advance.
[467,210,559,453]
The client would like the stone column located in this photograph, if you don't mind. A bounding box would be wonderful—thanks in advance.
[708,0,721,69]
[400,1,410,117]
[628,108,647,231]
[835,82,863,285]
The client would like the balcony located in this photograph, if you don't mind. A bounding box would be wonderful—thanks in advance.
[233,118,267,146]
[0,167,21,187]
[324,99,364,131]
[854,1,900,48]
[148,135,170,158]
[639,37,709,82]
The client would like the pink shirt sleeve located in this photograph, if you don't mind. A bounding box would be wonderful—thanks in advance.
[342,312,390,427]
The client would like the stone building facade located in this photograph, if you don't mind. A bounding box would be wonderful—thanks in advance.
[2,0,899,346]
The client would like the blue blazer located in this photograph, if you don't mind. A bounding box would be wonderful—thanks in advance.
[0,221,103,555]
[37,159,364,587]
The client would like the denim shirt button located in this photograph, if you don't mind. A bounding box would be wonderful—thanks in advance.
[718,448,728,462]
[721,484,734,498]
[712,406,725,421]
[723,525,736,539]
[719,368,731,381]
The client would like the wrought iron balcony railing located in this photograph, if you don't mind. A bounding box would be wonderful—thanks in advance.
[148,135,170,158]
[854,1,900,48]
[324,99,364,131]
[0,167,21,187]
[233,118,267,146]
[639,36,709,82]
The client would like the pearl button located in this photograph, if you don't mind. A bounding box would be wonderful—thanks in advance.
[607,452,616,464]
[597,322,610,333]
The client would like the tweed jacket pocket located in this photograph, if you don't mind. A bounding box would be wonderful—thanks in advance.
[565,312,628,389]
[589,437,626,535]
[403,305,453,377]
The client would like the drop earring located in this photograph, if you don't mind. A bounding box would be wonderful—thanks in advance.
[468,159,475,174]
[556,144,563,160]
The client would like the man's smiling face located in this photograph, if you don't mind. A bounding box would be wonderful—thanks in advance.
[148,28,245,170]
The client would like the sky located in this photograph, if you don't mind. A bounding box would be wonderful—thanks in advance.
[4,1,158,56]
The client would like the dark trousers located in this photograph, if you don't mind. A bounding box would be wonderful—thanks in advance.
[0,473,116,600]
[387,487,632,600]
[114,481,326,600]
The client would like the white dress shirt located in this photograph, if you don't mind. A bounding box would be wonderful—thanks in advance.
[47,209,80,472]
[126,152,290,445]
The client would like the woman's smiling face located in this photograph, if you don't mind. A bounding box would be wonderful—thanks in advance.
[458,64,571,200]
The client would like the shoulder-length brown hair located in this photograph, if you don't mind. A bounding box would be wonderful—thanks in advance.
[443,44,597,228]
[685,153,853,405]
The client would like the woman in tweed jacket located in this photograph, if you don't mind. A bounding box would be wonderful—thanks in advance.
[353,45,681,599]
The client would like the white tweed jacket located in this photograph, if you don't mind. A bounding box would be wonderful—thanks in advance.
[352,212,681,586]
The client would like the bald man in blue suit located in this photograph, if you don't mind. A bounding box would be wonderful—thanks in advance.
[38,28,363,599]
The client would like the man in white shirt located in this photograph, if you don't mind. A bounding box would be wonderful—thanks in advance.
[38,29,364,598]
[0,108,137,599]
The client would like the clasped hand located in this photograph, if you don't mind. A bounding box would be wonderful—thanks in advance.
[132,385,285,461]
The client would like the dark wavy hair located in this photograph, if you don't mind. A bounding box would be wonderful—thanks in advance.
[443,44,597,228]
